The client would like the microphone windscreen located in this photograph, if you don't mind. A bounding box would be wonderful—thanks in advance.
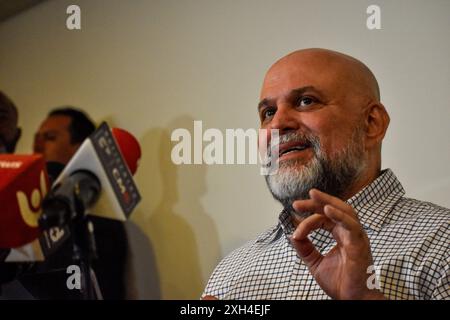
[111,128,141,175]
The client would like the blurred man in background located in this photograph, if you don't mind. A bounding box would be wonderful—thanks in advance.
[33,108,92,164]
[23,107,129,299]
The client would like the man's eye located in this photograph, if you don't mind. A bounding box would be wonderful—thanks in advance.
[262,108,276,119]
[44,134,56,141]
[298,96,315,107]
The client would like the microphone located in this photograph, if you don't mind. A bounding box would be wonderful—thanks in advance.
[0,154,49,249]
[39,122,141,229]
[1,123,141,263]
[2,160,70,262]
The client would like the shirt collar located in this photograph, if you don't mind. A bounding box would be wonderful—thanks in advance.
[257,168,405,243]
[347,168,405,232]
[255,209,293,243]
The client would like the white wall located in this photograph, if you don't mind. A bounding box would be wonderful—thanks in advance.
[1,0,449,299]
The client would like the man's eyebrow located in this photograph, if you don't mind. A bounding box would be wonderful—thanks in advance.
[258,86,323,111]
[37,130,59,137]
[257,98,272,112]
[288,86,324,99]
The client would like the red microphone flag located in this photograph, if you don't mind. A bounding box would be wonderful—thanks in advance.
[0,154,50,248]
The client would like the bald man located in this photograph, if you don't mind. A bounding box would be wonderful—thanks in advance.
[203,49,449,300]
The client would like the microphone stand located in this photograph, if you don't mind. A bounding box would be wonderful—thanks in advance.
[69,213,103,300]
[40,170,104,300]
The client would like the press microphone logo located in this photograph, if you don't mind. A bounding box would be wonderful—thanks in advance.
[49,226,66,243]
[99,134,132,204]
[112,167,131,204]
[16,170,47,227]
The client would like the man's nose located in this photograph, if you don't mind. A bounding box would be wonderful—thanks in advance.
[268,105,300,134]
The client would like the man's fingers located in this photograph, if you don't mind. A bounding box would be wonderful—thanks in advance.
[292,213,334,240]
[309,189,355,217]
[290,236,323,271]
[292,198,324,215]
[323,204,368,246]
[323,204,360,232]
[292,204,364,246]
[293,189,359,223]
[292,189,352,215]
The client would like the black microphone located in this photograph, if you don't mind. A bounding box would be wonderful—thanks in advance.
[39,170,101,229]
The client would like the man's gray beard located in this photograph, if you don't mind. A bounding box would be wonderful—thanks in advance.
[265,129,367,210]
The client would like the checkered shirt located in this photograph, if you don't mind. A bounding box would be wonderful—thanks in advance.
[203,169,450,300]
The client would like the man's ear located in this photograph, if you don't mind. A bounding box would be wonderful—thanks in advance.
[364,102,390,147]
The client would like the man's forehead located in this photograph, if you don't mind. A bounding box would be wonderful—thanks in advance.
[260,59,337,100]
[38,115,72,132]
[260,48,380,101]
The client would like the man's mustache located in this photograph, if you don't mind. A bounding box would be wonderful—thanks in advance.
[267,132,320,157]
